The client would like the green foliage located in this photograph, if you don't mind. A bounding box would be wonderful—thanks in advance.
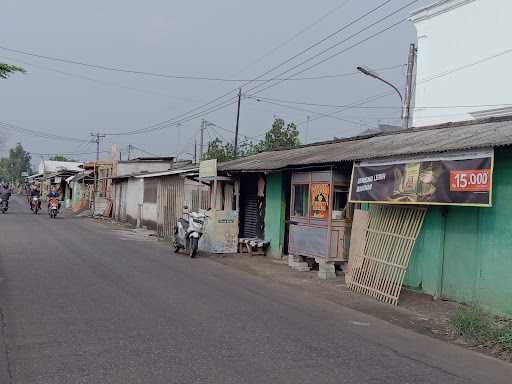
[497,324,512,353]
[0,143,32,183]
[450,307,493,343]
[253,118,301,152]
[0,63,26,79]
[202,118,300,162]
[450,306,512,353]
[49,154,72,161]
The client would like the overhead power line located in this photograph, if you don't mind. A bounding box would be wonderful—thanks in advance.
[105,1,403,137]
[257,45,512,128]
[250,97,377,130]
[249,96,512,110]
[236,0,395,92]
[29,150,110,157]
[0,121,88,143]
[0,48,403,83]
[246,0,420,96]
[233,0,353,76]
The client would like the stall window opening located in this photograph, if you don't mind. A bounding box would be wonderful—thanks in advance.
[333,186,348,219]
[293,184,309,217]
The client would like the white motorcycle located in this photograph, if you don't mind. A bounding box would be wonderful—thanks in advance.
[174,208,206,258]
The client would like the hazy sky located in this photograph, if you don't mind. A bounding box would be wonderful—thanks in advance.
[0,0,431,164]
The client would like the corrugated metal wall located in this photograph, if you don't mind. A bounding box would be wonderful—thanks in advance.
[157,176,184,240]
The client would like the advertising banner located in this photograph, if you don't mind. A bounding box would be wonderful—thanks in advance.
[349,150,493,207]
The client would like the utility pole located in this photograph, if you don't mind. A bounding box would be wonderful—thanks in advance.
[177,122,182,159]
[199,119,205,161]
[234,87,242,158]
[90,132,105,215]
[127,144,132,160]
[402,43,417,130]
[306,115,311,144]
[91,132,106,162]
[194,138,197,164]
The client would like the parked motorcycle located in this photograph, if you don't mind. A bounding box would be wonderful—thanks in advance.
[31,196,41,214]
[48,198,59,219]
[0,198,8,214]
[174,208,206,258]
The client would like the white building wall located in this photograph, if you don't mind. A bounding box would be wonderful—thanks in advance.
[126,178,143,225]
[142,203,158,228]
[117,162,172,176]
[412,0,512,127]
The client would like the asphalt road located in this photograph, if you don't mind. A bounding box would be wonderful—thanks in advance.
[0,196,511,384]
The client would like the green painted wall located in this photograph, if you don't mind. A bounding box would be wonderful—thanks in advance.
[264,173,286,258]
[405,148,512,315]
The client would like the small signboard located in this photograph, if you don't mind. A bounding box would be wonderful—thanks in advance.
[349,149,494,207]
[199,159,217,179]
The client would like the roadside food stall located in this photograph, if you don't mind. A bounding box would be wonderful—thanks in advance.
[288,167,353,278]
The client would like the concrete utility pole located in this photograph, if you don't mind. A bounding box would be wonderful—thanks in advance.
[91,132,106,162]
[194,138,197,164]
[199,119,205,161]
[401,43,417,130]
[127,144,132,160]
[234,88,242,158]
[90,132,105,215]
[306,115,311,144]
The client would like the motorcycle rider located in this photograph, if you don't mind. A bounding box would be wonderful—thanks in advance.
[30,184,42,211]
[0,183,11,209]
[47,185,61,211]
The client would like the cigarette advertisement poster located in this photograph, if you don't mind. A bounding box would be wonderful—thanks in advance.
[349,150,493,207]
[311,183,330,218]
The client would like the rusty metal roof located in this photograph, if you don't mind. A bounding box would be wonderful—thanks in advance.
[219,116,512,172]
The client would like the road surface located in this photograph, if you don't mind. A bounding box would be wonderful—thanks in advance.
[0,196,511,384]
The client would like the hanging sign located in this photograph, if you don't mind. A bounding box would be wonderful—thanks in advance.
[349,149,493,207]
[311,183,330,218]
[199,159,217,178]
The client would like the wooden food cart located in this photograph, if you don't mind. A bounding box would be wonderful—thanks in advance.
[288,169,352,278]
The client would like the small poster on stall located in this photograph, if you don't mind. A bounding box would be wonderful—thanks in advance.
[349,150,493,207]
[311,183,330,218]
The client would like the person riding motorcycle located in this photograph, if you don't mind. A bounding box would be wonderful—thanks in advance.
[30,185,42,211]
[47,186,61,211]
[0,183,11,209]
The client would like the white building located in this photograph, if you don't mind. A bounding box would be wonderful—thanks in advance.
[37,160,82,174]
[411,0,512,127]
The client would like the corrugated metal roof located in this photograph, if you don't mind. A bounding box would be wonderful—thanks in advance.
[219,116,512,172]
[134,168,197,178]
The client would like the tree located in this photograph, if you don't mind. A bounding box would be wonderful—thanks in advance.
[202,117,300,162]
[254,118,301,152]
[0,143,32,184]
[203,138,234,162]
[0,63,26,79]
[49,154,74,161]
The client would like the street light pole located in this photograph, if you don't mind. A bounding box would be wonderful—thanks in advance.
[357,44,416,130]
[357,66,403,104]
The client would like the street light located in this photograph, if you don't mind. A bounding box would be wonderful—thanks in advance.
[356,66,403,105]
